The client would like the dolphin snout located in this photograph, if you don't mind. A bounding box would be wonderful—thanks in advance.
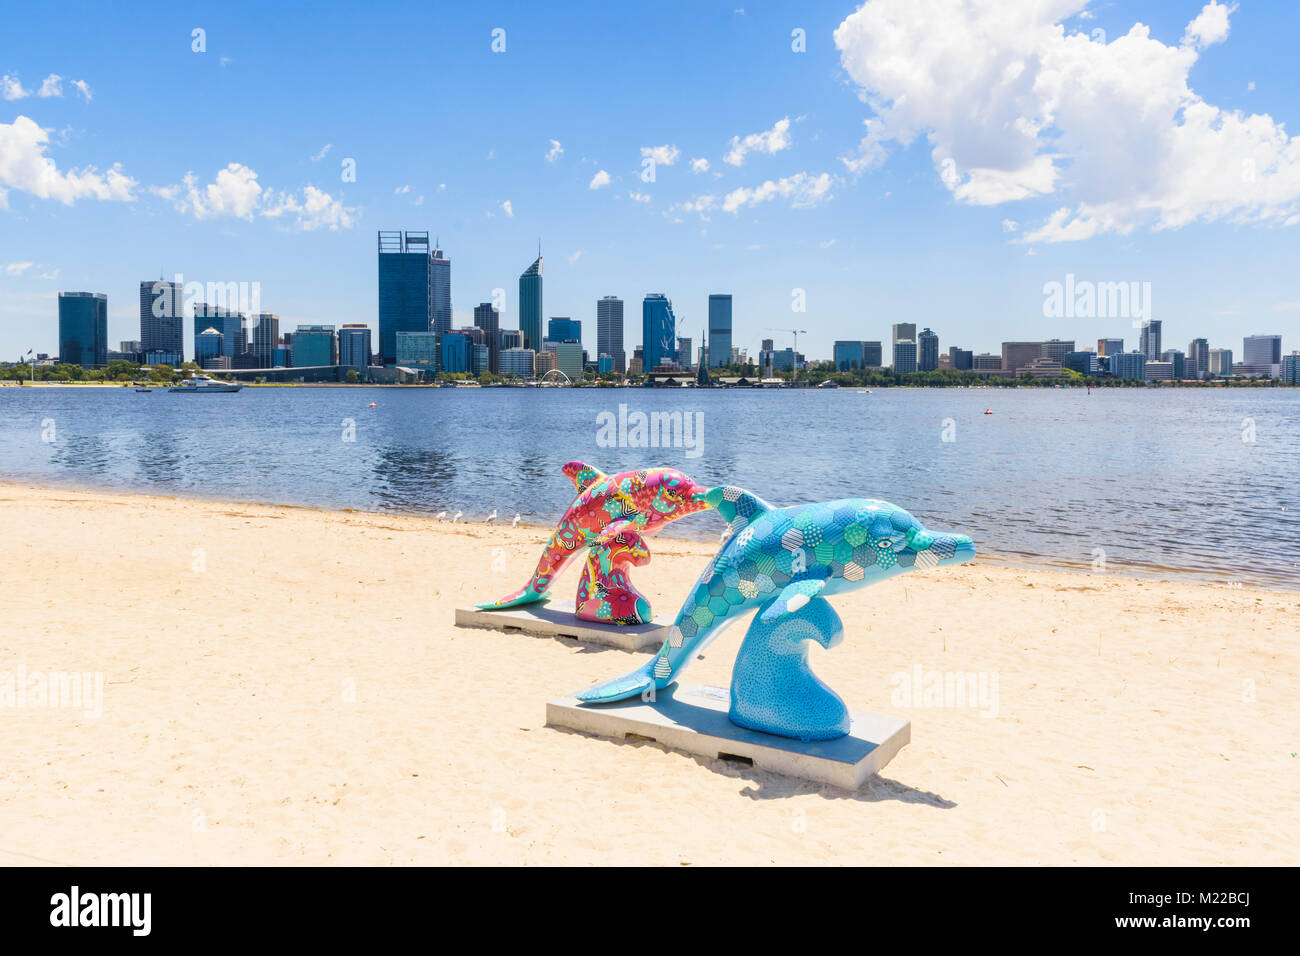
[933,532,976,567]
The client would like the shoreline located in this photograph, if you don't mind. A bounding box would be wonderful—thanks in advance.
[2,475,1294,594]
[2,481,1296,865]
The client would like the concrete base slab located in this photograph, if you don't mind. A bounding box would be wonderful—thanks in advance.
[547,682,910,789]
[455,601,670,651]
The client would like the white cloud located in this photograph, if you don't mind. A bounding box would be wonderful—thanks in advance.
[589,169,611,189]
[3,73,86,100]
[640,144,680,166]
[413,195,424,206]
[819,239,837,248]
[724,117,793,166]
[546,139,564,162]
[1001,219,1019,233]
[690,157,710,174]
[311,144,332,162]
[37,74,62,97]
[70,80,92,101]
[567,250,583,264]
[628,190,651,203]
[501,199,513,216]
[4,261,35,275]
[0,115,137,208]
[834,0,1300,241]
[394,184,412,194]
[156,162,356,229]
[721,171,835,212]
[1183,1,1235,49]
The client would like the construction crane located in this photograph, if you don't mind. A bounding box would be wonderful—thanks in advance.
[765,328,808,384]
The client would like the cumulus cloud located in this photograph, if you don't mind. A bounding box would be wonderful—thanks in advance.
[155,162,356,230]
[834,0,1300,241]
[589,169,611,189]
[627,190,651,203]
[724,117,793,166]
[501,199,513,216]
[640,144,680,166]
[567,250,583,264]
[0,115,137,208]
[721,171,834,213]
[4,261,35,275]
[310,143,332,162]
[690,157,710,173]
[546,139,564,162]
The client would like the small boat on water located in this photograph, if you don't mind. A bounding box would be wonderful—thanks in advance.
[134,387,153,393]
[168,374,242,393]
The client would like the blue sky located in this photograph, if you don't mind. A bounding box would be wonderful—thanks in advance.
[3,0,1299,362]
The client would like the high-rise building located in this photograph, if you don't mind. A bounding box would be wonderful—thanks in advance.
[893,340,917,374]
[1282,352,1300,386]
[1001,341,1042,372]
[918,328,939,371]
[475,303,502,373]
[139,279,184,362]
[1110,351,1147,380]
[833,341,866,371]
[431,244,451,339]
[1041,338,1075,363]
[892,323,916,345]
[948,347,973,371]
[972,353,1001,370]
[1161,349,1186,380]
[500,348,536,378]
[1242,334,1282,366]
[1144,361,1174,382]
[378,231,432,366]
[396,331,439,368]
[58,292,108,367]
[193,304,245,359]
[553,341,584,381]
[708,294,732,369]
[547,317,581,344]
[1097,338,1124,356]
[863,341,883,368]
[291,325,336,367]
[338,324,372,371]
[499,329,523,351]
[642,293,677,371]
[676,336,693,370]
[596,297,625,373]
[195,327,225,368]
[247,313,280,368]
[440,330,473,374]
[519,255,543,352]
[1064,351,1096,375]
[1209,348,1233,376]
[1186,338,1209,380]
[1139,320,1162,361]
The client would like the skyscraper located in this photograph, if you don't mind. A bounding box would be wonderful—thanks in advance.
[139,279,183,362]
[1097,338,1124,356]
[833,341,866,371]
[1209,348,1233,376]
[431,243,451,338]
[863,341,883,367]
[378,231,433,366]
[193,304,245,360]
[892,322,916,344]
[58,292,108,367]
[948,347,973,370]
[918,327,939,371]
[519,255,543,351]
[642,293,677,372]
[893,339,917,374]
[1242,334,1282,365]
[1186,338,1209,380]
[291,325,337,367]
[247,313,280,368]
[1139,320,1162,361]
[338,324,372,372]
[708,294,732,369]
[474,302,502,373]
[547,317,581,343]
[596,296,625,373]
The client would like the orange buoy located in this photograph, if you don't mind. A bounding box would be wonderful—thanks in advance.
[983,408,993,415]
[369,402,377,408]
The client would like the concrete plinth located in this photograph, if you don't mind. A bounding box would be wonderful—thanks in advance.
[547,682,910,789]
[455,601,670,651]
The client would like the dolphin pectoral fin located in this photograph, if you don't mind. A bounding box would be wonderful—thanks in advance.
[574,658,659,704]
[562,461,606,496]
[759,579,827,623]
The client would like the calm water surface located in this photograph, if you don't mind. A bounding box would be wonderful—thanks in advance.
[2,386,1297,589]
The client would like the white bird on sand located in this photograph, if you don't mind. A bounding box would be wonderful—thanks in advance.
[511,514,521,527]
[436,511,447,521]
[452,510,463,523]
[486,509,497,524]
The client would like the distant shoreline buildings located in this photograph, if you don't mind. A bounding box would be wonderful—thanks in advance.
[26,228,1298,387]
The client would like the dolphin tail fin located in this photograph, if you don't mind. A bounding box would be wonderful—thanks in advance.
[574,657,660,704]
[475,581,549,611]
[562,461,606,496]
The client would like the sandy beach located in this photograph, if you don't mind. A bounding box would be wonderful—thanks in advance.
[1,482,1296,866]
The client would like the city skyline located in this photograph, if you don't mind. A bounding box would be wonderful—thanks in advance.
[5,2,1300,363]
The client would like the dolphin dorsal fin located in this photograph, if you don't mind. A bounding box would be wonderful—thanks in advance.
[562,461,606,496]
[705,485,776,527]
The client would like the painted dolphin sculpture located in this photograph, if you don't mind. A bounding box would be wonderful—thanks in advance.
[576,486,976,738]
[478,461,712,625]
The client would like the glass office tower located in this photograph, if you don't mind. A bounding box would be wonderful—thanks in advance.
[519,256,543,352]
[58,292,108,367]
[596,296,625,372]
[642,293,677,371]
[707,294,732,368]
[378,231,433,366]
